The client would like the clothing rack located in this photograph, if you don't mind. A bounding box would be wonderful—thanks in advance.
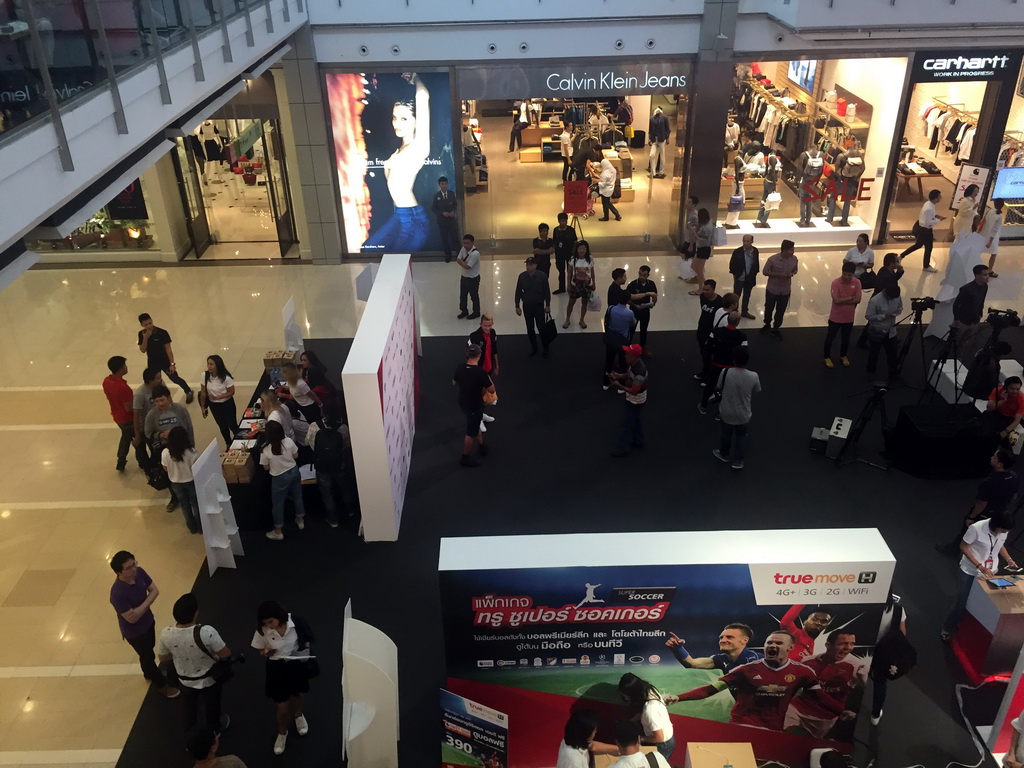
[745,78,802,121]
[931,99,978,126]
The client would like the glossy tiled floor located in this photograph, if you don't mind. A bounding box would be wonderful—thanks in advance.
[0,240,1021,765]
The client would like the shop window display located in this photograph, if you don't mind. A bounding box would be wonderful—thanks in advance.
[26,181,157,252]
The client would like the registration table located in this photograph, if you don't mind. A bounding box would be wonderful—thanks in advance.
[955,574,1024,680]
[685,742,756,768]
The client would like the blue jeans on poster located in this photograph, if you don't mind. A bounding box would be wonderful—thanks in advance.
[170,480,200,533]
[361,205,429,252]
[270,466,305,529]
[943,568,977,634]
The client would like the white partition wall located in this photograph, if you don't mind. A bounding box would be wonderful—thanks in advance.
[342,599,400,767]
[192,440,244,576]
[342,254,419,542]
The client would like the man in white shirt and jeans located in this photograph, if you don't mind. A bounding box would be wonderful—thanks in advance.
[456,234,481,320]
[609,721,671,768]
[159,593,233,734]
[899,188,945,272]
[941,512,1018,641]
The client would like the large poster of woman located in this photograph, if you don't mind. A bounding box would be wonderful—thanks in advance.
[325,71,455,254]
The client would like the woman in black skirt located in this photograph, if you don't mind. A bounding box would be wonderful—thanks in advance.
[251,601,316,756]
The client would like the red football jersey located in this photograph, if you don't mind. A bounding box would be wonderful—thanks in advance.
[720,659,820,731]
[791,655,865,719]
[781,604,816,660]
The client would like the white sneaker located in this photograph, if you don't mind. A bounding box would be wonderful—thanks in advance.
[482,413,495,423]
[479,421,487,433]
[274,733,287,755]
[870,710,882,726]
[923,265,938,273]
[296,516,305,530]
[295,714,309,735]
[265,530,284,541]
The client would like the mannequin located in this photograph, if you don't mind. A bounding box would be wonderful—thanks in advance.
[796,147,824,227]
[755,152,782,228]
[187,127,207,177]
[200,121,224,167]
[827,143,865,227]
[725,118,740,151]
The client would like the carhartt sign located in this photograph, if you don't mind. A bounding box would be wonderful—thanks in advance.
[914,50,1022,83]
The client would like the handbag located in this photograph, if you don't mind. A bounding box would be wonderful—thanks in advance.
[587,293,602,313]
[728,194,744,212]
[712,226,728,247]
[836,98,847,117]
[192,625,235,684]
[824,90,838,104]
[146,452,170,491]
[764,191,782,211]
[482,388,498,405]
[540,313,558,346]
[846,103,857,119]
[678,258,697,280]
[858,269,877,291]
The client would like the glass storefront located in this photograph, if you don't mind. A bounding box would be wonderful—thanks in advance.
[25,178,158,253]
[322,62,693,256]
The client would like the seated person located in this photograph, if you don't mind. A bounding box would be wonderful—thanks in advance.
[984,376,1024,444]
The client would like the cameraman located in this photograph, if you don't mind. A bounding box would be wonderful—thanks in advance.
[864,285,903,379]
[984,376,1024,444]
[159,593,233,735]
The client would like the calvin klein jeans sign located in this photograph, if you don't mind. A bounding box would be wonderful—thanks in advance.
[912,49,1022,83]
[458,61,692,99]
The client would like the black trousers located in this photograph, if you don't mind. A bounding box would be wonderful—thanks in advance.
[631,309,651,348]
[183,682,223,734]
[116,422,134,468]
[763,291,790,329]
[509,122,525,151]
[523,303,547,351]
[162,366,192,394]
[701,365,725,408]
[866,332,898,375]
[732,277,755,313]
[555,254,569,291]
[824,320,853,358]
[208,398,237,446]
[125,624,167,688]
[459,275,481,314]
[604,342,626,386]
[437,216,459,258]
[600,195,621,220]
[900,226,934,268]
[561,157,571,182]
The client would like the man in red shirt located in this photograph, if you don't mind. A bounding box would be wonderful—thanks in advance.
[780,604,834,661]
[784,632,865,738]
[985,376,1024,444]
[667,630,841,732]
[103,356,136,472]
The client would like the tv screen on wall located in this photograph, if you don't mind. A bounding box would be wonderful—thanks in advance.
[787,60,818,94]
[994,167,1024,199]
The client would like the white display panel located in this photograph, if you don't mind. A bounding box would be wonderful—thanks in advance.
[342,254,419,541]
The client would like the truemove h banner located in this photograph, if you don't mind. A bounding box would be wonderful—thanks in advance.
[458,61,691,99]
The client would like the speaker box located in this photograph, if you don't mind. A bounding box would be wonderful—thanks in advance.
[888,404,993,479]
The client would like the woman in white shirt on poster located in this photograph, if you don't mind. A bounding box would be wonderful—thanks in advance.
[251,600,315,756]
[259,420,305,540]
[555,709,617,768]
[982,198,1005,277]
[618,673,675,760]
[199,354,236,447]
[161,426,199,534]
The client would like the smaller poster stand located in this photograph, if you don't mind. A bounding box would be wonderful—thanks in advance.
[441,689,508,768]
[192,440,244,576]
[342,599,399,768]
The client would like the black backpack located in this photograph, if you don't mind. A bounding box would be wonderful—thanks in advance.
[870,605,916,681]
[312,420,345,473]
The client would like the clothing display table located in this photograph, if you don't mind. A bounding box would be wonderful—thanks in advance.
[895,169,943,200]
[954,575,1024,681]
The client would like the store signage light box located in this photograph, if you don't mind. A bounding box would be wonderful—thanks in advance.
[913,49,1023,83]
[459,62,691,100]
[994,168,1024,199]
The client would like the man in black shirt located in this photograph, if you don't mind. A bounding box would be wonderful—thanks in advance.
[532,223,554,278]
[432,176,459,262]
[952,264,991,353]
[607,268,629,309]
[695,280,725,381]
[699,311,747,413]
[452,345,495,467]
[552,212,578,295]
[626,265,658,354]
[138,313,193,403]
[514,257,552,357]
[938,449,1021,554]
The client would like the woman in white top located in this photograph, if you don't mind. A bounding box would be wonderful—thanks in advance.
[260,390,294,441]
[954,183,981,241]
[597,158,622,223]
[161,426,199,533]
[563,240,596,330]
[618,673,675,760]
[252,600,315,756]
[199,355,236,447]
[588,103,609,134]
[982,198,1005,277]
[843,233,875,279]
[259,420,305,540]
[555,709,617,768]
[280,361,322,423]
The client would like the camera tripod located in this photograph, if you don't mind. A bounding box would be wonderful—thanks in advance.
[890,306,929,388]
[835,386,890,470]
[920,325,965,406]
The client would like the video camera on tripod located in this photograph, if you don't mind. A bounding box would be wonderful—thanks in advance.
[910,297,937,313]
[987,308,1021,331]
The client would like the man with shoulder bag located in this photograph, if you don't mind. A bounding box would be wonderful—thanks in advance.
[159,593,234,735]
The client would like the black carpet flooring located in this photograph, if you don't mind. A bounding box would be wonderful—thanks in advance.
[118,325,1024,768]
